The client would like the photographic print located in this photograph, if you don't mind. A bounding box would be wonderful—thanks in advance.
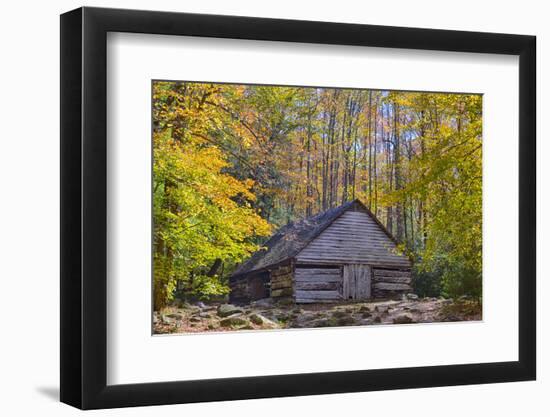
[152,81,482,334]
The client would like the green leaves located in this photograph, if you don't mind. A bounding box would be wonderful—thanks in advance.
[400,93,482,299]
[152,84,272,307]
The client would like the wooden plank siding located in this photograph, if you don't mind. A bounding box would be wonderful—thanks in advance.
[373,268,412,284]
[294,267,342,303]
[296,210,411,269]
[372,268,412,298]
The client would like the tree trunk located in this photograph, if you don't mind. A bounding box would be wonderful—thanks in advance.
[207,258,222,277]
[367,91,373,209]
[393,99,404,241]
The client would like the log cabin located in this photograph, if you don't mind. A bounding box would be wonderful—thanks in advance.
[230,199,413,304]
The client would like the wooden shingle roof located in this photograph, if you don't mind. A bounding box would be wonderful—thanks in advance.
[232,199,402,277]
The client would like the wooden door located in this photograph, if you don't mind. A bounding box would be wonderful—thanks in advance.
[342,264,372,300]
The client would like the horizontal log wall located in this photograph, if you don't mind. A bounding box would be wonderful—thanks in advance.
[229,278,249,304]
[296,210,411,269]
[270,263,294,299]
[233,267,413,302]
[372,268,412,298]
[295,267,342,303]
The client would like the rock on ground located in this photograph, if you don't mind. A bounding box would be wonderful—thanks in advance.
[220,314,249,328]
[217,304,244,318]
[153,298,481,334]
[248,313,277,327]
[393,314,415,324]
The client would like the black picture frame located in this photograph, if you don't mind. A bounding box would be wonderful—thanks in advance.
[60,6,536,410]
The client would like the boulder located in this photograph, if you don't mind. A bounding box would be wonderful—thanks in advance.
[406,293,419,300]
[165,313,184,320]
[331,310,348,318]
[220,314,249,327]
[375,305,390,314]
[275,312,291,322]
[336,316,356,326]
[358,305,371,313]
[290,313,317,328]
[161,315,174,324]
[393,315,415,324]
[217,304,244,317]
[177,301,193,309]
[249,313,276,327]
[198,312,212,319]
[312,319,331,328]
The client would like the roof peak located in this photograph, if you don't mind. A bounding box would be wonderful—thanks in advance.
[232,199,373,277]
[301,198,362,220]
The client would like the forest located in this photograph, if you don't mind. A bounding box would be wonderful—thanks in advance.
[152,81,482,310]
